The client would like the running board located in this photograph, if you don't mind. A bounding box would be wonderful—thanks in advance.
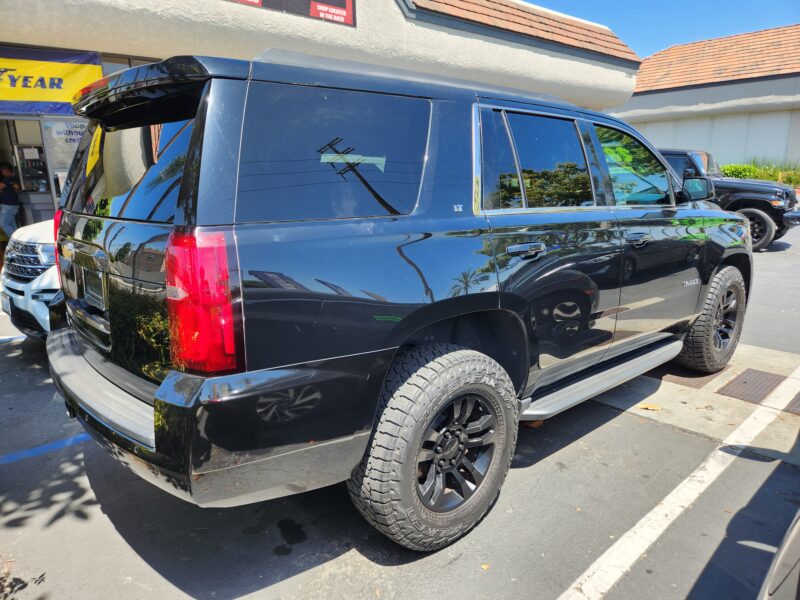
[519,340,683,421]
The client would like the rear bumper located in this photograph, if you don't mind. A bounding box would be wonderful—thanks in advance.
[48,328,386,507]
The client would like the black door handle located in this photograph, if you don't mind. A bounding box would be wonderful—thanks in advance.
[507,242,547,259]
[626,233,651,248]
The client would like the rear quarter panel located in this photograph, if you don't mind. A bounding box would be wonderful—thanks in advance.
[236,98,498,370]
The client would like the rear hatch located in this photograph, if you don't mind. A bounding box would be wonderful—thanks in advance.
[57,58,247,400]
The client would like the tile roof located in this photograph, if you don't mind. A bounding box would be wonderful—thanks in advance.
[410,0,640,63]
[635,24,800,93]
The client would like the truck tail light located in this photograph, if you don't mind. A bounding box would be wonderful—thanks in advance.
[165,228,243,375]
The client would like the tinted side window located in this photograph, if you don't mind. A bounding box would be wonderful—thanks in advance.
[64,120,193,223]
[481,109,522,210]
[594,126,672,206]
[505,113,593,209]
[237,83,430,222]
[665,155,690,176]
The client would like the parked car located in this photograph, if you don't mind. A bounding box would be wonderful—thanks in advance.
[48,55,753,551]
[759,508,800,599]
[660,149,799,251]
[1,219,59,338]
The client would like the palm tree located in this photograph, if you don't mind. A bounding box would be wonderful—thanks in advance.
[450,269,489,297]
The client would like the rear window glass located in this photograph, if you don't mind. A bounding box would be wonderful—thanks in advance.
[237,82,430,222]
[63,119,193,223]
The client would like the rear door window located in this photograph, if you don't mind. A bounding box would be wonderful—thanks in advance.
[505,112,593,209]
[63,119,193,223]
[237,82,430,222]
[481,109,523,210]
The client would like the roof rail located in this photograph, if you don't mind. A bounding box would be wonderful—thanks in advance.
[254,48,573,107]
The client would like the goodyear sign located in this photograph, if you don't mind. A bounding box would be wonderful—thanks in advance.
[0,46,102,115]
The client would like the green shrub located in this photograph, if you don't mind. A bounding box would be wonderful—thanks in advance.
[721,159,800,187]
[721,164,759,179]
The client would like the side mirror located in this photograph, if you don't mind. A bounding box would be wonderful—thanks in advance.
[682,176,713,201]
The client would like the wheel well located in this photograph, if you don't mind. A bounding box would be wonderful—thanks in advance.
[728,199,778,219]
[397,311,528,395]
[720,254,752,299]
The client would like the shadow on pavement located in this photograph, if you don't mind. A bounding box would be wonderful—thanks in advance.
[762,240,792,253]
[0,446,98,530]
[0,336,49,376]
[688,430,800,598]
[80,397,635,599]
[0,338,95,530]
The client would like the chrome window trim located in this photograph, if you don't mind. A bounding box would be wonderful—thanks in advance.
[500,110,526,210]
[484,205,603,216]
[472,102,599,215]
[471,103,482,215]
[588,120,678,210]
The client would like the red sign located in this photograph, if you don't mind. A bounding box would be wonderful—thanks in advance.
[230,0,356,27]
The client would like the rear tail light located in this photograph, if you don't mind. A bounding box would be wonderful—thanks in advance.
[165,228,243,374]
[53,209,62,243]
[73,75,113,104]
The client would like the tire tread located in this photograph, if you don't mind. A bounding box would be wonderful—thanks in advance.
[347,343,518,551]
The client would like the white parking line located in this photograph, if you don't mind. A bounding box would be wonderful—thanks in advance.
[559,365,800,600]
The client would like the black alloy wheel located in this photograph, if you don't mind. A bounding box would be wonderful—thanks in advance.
[416,394,496,512]
[737,208,776,251]
[676,265,747,373]
[348,344,518,551]
[713,288,739,351]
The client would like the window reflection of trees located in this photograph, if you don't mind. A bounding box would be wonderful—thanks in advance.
[521,162,592,208]
[488,162,592,210]
[595,126,669,205]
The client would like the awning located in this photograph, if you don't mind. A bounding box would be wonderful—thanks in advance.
[0,46,102,115]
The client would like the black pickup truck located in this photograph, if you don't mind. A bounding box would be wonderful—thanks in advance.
[48,55,753,551]
[660,149,799,251]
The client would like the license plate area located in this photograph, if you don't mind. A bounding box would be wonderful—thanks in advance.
[82,267,106,312]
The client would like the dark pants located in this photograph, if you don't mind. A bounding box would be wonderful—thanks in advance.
[0,204,19,238]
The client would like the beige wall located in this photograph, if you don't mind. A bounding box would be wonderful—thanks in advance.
[611,76,800,164]
[0,0,637,110]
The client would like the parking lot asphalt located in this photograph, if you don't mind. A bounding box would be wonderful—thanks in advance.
[2,228,799,600]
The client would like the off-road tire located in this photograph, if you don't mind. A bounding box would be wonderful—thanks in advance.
[347,344,518,552]
[676,266,746,373]
[738,208,776,251]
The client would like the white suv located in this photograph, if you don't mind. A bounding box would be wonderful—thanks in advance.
[1,219,58,338]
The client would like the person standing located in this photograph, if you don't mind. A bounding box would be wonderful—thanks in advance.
[0,162,21,238]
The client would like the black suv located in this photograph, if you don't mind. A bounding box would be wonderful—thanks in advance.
[48,56,753,551]
[661,149,799,251]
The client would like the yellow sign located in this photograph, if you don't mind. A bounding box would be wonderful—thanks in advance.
[0,46,102,115]
[86,127,103,176]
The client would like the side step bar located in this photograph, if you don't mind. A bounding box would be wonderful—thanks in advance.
[519,340,683,421]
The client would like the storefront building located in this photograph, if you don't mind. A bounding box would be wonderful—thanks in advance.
[0,45,157,230]
[1,0,640,229]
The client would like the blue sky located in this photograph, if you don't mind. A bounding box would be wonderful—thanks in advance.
[529,0,800,58]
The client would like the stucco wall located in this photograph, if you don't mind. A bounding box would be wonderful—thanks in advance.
[611,76,800,164]
[0,0,637,110]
